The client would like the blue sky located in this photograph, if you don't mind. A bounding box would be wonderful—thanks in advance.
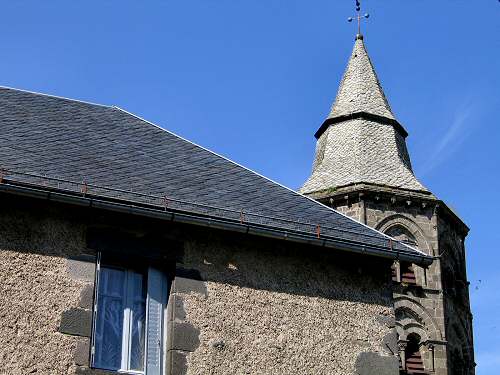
[0,1,498,373]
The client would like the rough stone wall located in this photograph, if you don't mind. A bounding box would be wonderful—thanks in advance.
[0,194,400,375]
[0,196,94,375]
[324,193,452,375]
[172,236,398,375]
[437,215,475,374]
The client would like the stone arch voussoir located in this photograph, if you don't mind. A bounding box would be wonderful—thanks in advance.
[376,214,431,255]
[394,296,443,342]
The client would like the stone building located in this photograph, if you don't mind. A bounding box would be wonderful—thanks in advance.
[0,85,433,374]
[301,34,475,374]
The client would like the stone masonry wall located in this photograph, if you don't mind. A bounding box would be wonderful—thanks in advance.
[437,215,475,374]
[325,193,450,375]
[0,193,399,375]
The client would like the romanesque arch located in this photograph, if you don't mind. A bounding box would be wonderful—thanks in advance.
[376,215,432,288]
[376,214,432,255]
[394,296,443,342]
[395,297,445,374]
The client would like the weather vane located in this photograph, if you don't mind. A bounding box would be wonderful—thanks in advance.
[348,0,369,37]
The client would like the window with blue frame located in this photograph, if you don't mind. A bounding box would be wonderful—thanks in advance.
[91,253,168,375]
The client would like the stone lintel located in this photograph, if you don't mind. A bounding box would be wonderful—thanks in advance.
[66,255,96,282]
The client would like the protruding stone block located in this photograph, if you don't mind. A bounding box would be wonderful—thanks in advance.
[59,308,92,337]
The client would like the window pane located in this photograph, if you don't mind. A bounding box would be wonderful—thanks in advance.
[129,272,146,371]
[94,267,125,370]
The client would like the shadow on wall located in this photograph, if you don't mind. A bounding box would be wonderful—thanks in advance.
[178,225,394,306]
[0,193,394,307]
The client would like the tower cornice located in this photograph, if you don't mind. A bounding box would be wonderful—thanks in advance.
[304,182,469,235]
[314,111,408,140]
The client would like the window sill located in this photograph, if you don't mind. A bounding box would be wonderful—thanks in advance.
[88,368,144,375]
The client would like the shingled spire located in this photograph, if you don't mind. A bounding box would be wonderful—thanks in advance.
[327,35,395,121]
[301,36,428,194]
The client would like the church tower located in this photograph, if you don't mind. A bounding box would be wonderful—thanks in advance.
[301,34,475,375]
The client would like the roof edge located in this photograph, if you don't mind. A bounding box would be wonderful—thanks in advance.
[436,200,470,235]
[0,85,112,108]
[0,180,434,266]
[114,107,426,248]
[314,111,408,139]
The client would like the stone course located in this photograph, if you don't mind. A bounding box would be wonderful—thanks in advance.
[309,186,474,375]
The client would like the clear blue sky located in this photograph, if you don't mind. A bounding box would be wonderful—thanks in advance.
[1,1,498,373]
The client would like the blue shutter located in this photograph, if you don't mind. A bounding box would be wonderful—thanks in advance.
[146,268,168,375]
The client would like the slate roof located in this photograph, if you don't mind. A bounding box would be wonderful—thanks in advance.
[301,36,428,194]
[0,86,430,262]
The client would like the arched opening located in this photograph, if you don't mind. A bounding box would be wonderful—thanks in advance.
[385,225,418,285]
[385,225,418,247]
[401,334,427,374]
[400,262,417,285]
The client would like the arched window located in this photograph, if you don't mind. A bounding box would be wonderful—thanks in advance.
[386,226,418,285]
[401,334,427,374]
[385,225,418,247]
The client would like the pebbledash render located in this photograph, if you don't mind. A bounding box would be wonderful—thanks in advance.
[0,196,402,375]
[0,59,431,375]
[301,34,474,374]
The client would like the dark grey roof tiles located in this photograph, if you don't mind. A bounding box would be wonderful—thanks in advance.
[0,86,427,258]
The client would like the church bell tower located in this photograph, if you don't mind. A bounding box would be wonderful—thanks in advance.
[301,32,475,375]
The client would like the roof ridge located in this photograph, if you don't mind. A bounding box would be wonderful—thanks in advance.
[114,107,428,257]
[0,85,112,109]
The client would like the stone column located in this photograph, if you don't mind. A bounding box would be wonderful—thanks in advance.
[428,343,435,372]
[398,340,408,371]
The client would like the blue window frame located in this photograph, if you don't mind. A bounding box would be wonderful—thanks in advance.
[91,254,168,375]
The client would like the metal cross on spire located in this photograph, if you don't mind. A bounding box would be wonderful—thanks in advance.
[348,0,369,38]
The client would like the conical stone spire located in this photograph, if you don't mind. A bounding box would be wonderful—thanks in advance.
[328,35,395,120]
[301,36,428,194]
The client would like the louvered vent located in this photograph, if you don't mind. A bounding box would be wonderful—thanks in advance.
[400,336,428,375]
[401,262,417,285]
[405,351,427,374]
